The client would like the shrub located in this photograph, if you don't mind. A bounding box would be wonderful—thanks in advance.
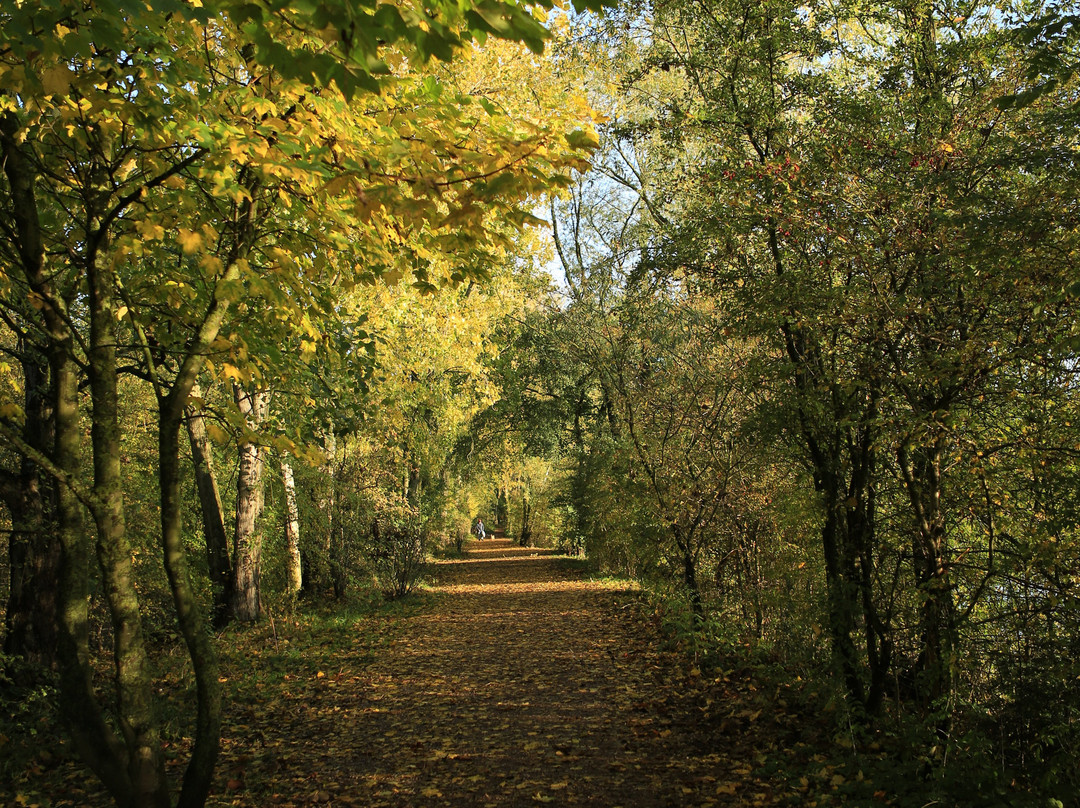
[371,505,428,599]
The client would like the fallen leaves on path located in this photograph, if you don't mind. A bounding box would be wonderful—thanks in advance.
[204,540,788,807]
[34,540,797,807]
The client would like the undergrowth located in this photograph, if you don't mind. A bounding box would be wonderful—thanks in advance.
[641,588,1072,808]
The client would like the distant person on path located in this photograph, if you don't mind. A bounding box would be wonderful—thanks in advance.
[474,518,486,540]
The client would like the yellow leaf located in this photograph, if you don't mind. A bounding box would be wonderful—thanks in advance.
[177,229,202,254]
[0,402,24,422]
[204,423,228,444]
[222,364,243,382]
[117,158,137,181]
[323,176,354,196]
[136,220,166,241]
[41,65,72,96]
[199,254,224,278]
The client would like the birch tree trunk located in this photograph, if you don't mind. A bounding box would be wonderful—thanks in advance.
[281,456,303,597]
[230,387,270,623]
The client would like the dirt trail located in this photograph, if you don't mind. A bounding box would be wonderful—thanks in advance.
[272,538,767,808]
[37,538,780,807]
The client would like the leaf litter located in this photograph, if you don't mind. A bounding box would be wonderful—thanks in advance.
[28,539,803,807]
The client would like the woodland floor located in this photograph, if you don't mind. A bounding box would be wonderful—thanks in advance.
[16,538,832,808]
[204,537,796,808]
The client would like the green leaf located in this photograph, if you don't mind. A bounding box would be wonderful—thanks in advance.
[570,0,619,13]
[564,129,600,150]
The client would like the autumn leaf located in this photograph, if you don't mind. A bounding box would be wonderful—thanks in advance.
[40,65,72,95]
[177,228,203,254]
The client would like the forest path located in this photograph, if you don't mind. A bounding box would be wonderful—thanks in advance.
[235,538,781,808]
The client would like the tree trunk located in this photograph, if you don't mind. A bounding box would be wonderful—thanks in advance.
[2,342,60,669]
[819,478,867,708]
[230,386,270,622]
[898,440,956,708]
[185,383,231,625]
[303,428,335,595]
[326,432,348,599]
[741,528,765,641]
[406,449,422,506]
[5,110,174,804]
[496,486,509,531]
[672,524,703,620]
[3,99,238,808]
[159,404,222,808]
[51,328,131,802]
[330,502,347,599]
[88,242,169,807]
[777,299,889,713]
[518,493,532,547]
[282,456,303,597]
[149,208,247,808]
[1,465,59,667]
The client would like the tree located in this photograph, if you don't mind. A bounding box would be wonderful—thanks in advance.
[607,0,1080,733]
